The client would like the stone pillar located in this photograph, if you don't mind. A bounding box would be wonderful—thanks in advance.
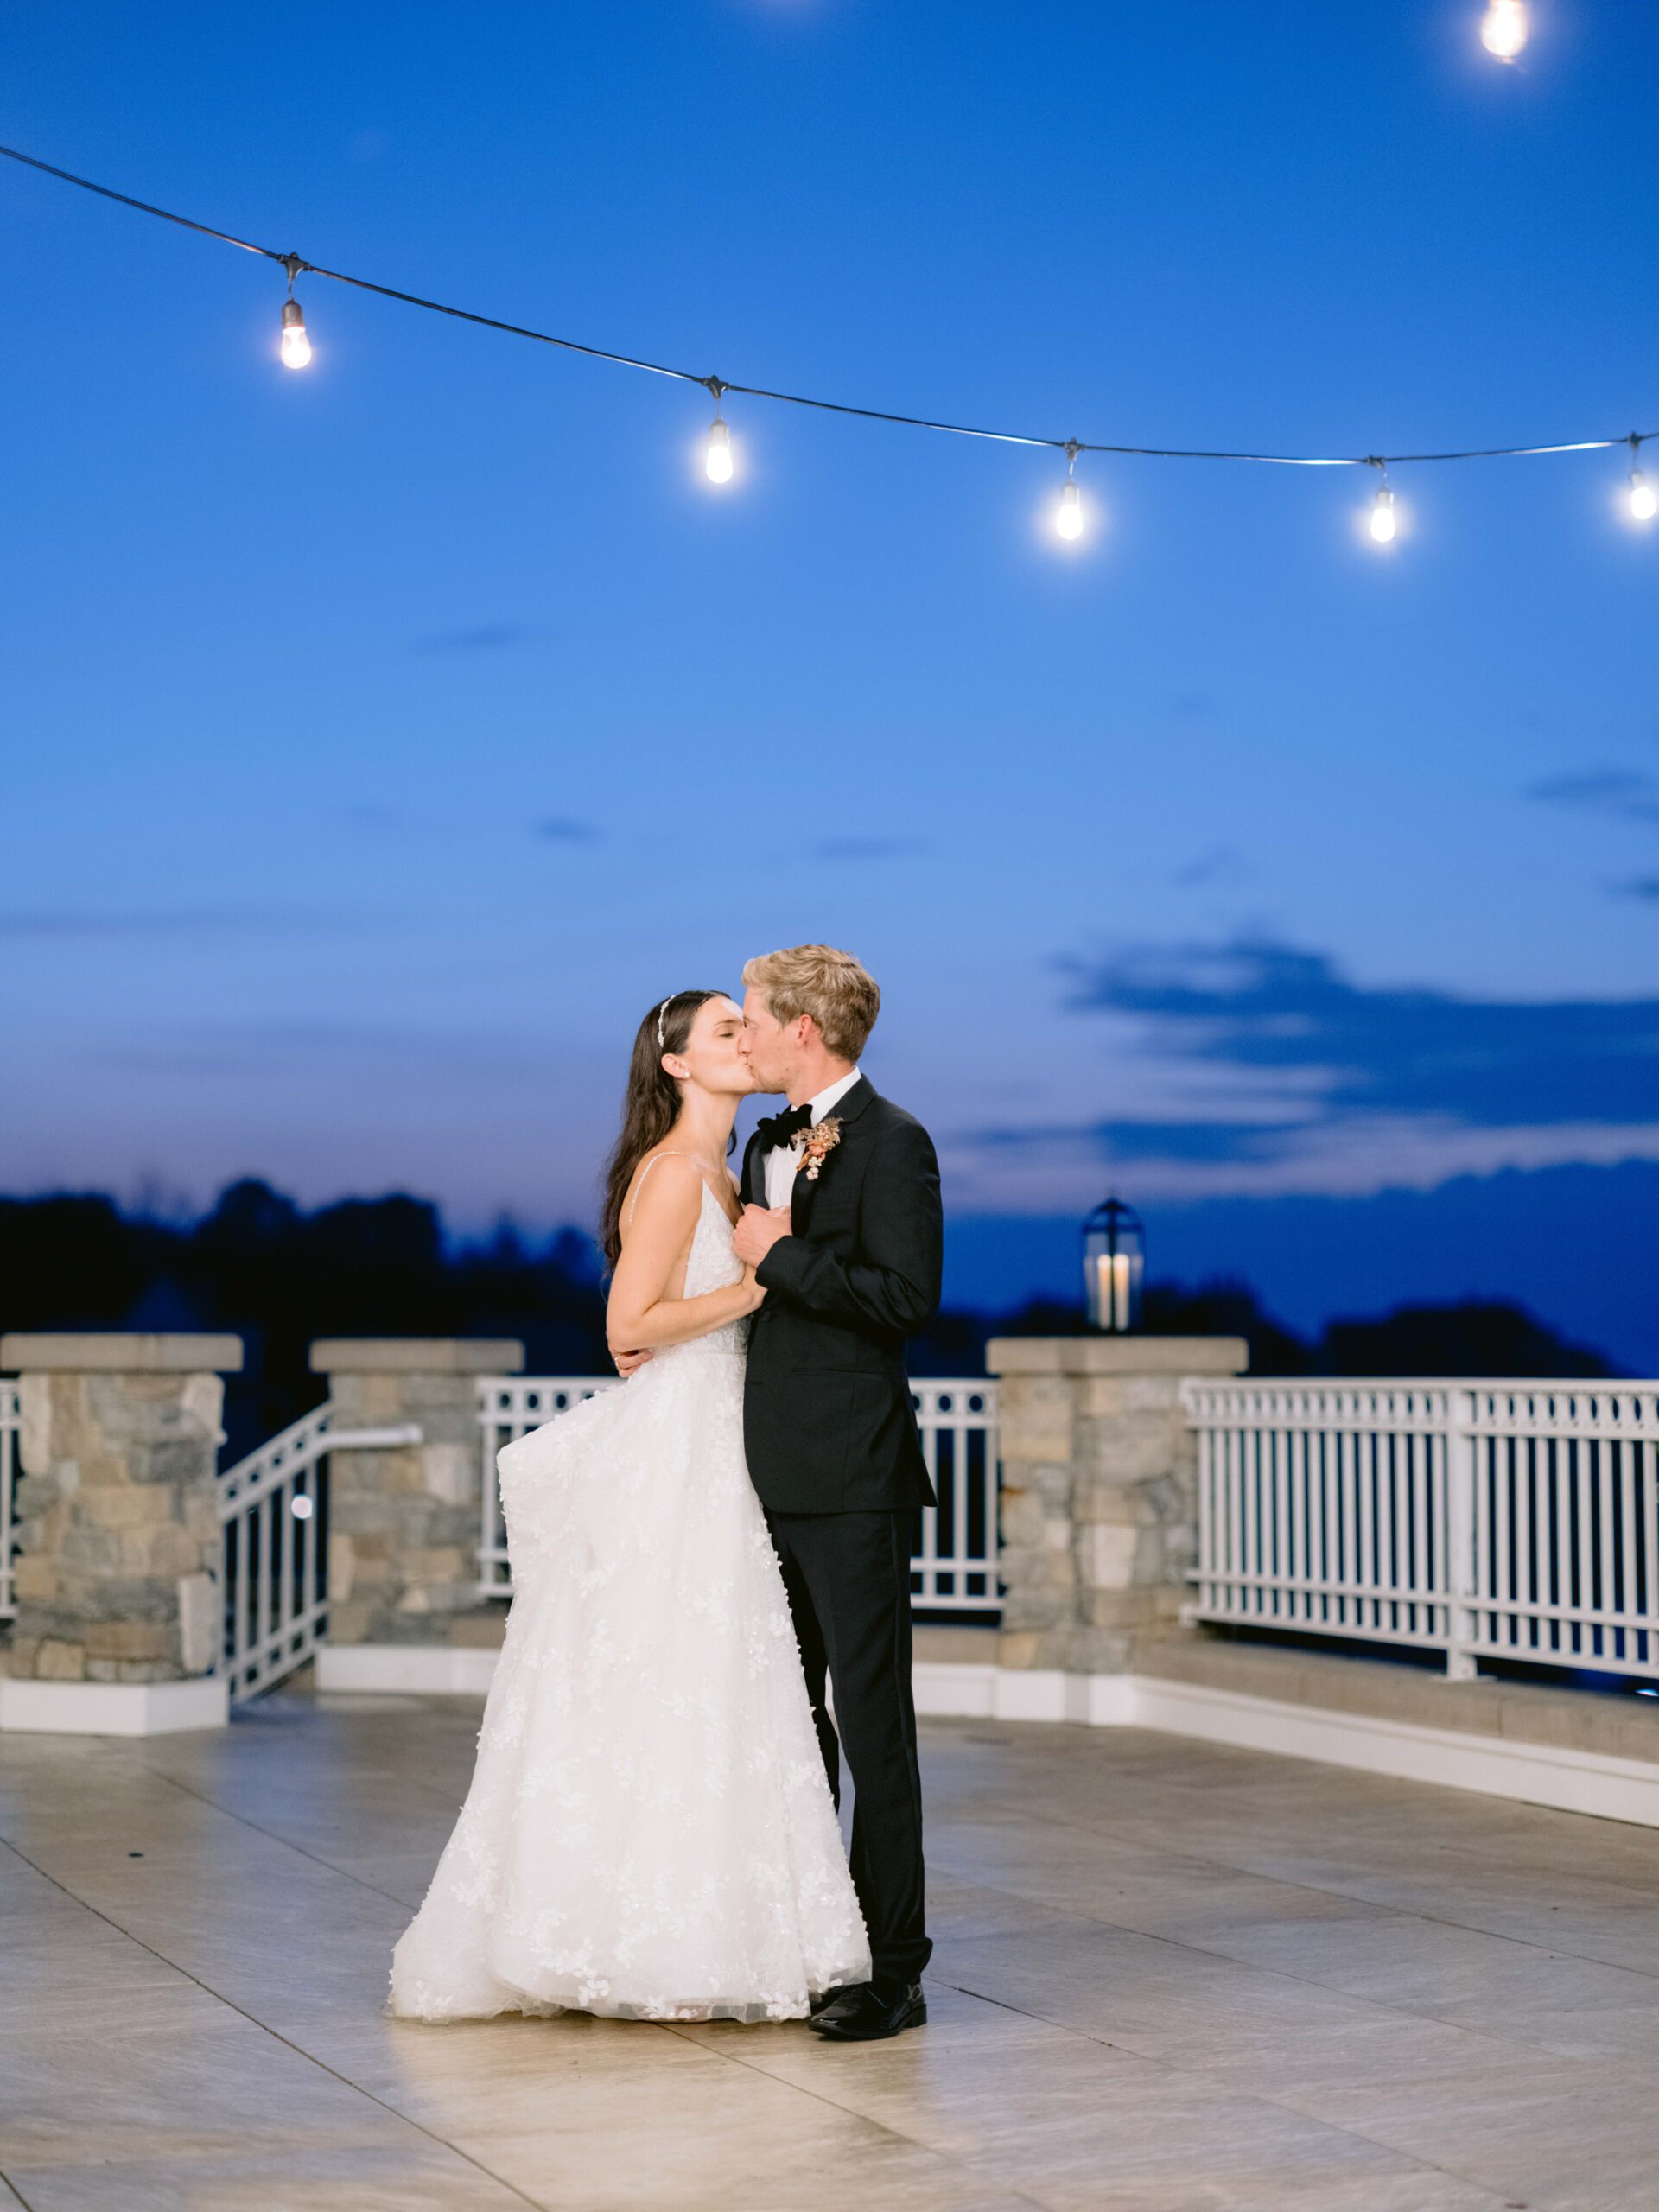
[0,1332,243,1734]
[988,1336,1248,1677]
[310,1338,524,1694]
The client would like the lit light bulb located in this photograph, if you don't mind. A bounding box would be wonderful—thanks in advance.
[705,416,733,485]
[280,296,312,370]
[1057,478,1083,541]
[290,1493,314,1520]
[1370,484,1397,543]
[1630,467,1657,523]
[1480,0,1529,60]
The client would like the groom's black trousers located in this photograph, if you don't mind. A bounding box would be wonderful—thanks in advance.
[766,1507,931,1986]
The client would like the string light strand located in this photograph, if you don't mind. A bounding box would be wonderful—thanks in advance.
[2,140,1653,486]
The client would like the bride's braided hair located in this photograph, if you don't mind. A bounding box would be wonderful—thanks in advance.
[598,991,725,1269]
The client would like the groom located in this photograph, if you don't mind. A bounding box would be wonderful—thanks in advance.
[732,944,942,2044]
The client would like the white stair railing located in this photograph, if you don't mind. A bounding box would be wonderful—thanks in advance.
[1184,1378,1659,1683]
[216,1403,420,1702]
[475,1375,1001,1616]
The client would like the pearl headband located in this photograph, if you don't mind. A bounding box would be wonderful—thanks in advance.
[657,988,720,1051]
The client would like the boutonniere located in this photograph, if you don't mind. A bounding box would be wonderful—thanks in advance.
[792,1116,843,1181]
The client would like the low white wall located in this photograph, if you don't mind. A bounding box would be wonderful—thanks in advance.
[0,1676,229,1736]
[912,1662,1659,1829]
[316,1644,501,1695]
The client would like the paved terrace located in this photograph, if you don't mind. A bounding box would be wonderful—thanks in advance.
[3,1694,1658,2211]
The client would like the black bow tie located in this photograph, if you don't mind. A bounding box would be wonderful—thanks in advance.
[756,1103,812,1152]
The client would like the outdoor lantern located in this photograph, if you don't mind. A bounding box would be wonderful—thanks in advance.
[1082,1195,1144,1332]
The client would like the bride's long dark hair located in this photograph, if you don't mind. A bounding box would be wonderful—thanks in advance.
[599,990,728,1269]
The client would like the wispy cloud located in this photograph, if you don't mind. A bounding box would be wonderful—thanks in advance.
[416,625,535,653]
[1529,769,1659,824]
[810,836,924,861]
[1059,936,1659,1132]
[1175,844,1249,888]
[944,1109,1659,1209]
[972,1116,1300,1164]
[87,1015,559,1084]
[0,907,378,937]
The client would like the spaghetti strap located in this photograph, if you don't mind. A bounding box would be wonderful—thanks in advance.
[626,1150,704,1230]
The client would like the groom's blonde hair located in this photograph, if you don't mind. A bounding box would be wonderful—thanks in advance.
[742,944,880,1061]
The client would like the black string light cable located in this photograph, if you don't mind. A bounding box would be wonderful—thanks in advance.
[3,139,1654,541]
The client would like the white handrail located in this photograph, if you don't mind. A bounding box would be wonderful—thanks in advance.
[474,1375,1002,1616]
[214,1402,421,1701]
[1184,1376,1659,1682]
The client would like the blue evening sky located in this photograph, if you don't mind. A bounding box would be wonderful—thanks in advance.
[3,3,1656,1338]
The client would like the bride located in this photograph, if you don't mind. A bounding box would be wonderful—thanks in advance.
[387,988,871,2024]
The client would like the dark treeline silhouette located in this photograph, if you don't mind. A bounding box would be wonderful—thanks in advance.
[0,1180,1614,1461]
[0,1179,610,1461]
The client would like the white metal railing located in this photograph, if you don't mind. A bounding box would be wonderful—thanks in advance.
[476,1375,1001,1615]
[911,1381,1000,1611]
[475,1377,615,1599]
[216,1402,420,1702]
[1,1380,19,1622]
[1184,1379,1659,1682]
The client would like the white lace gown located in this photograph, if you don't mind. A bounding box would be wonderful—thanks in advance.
[386,1179,871,2024]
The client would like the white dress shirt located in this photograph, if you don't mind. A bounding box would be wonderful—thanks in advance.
[763,1067,861,1211]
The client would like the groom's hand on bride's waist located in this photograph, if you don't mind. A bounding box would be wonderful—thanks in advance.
[733,1205,792,1268]
[611,1345,653,1378]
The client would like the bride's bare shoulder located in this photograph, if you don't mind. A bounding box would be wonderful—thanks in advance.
[621,1150,705,1235]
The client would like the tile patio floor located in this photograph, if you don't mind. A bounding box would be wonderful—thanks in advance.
[3,1691,1658,2210]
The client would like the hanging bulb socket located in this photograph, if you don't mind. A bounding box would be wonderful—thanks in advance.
[1366,461,1397,544]
[279,255,312,369]
[704,378,733,484]
[280,296,311,370]
[1056,441,1084,541]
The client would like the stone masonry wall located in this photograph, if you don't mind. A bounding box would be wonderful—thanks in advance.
[989,1336,1249,1675]
[2,1334,241,1684]
[313,1339,524,1649]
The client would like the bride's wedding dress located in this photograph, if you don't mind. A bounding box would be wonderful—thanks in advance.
[387,1171,871,2024]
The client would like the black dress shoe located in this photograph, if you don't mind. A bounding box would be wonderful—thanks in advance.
[808,1982,859,2018]
[808,1979,926,2042]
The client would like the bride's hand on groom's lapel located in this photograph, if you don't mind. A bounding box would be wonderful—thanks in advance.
[733,1205,791,1270]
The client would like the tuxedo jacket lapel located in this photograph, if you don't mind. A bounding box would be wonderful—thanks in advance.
[789,1075,875,1236]
[741,1132,768,1208]
[788,1149,812,1235]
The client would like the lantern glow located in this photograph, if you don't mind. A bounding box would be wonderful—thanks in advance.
[1082,1196,1145,1333]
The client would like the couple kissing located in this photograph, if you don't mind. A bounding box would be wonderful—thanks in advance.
[390,944,942,2044]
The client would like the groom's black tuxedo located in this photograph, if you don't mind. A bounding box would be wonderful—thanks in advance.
[741,1075,942,1988]
[741,1077,942,1514]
